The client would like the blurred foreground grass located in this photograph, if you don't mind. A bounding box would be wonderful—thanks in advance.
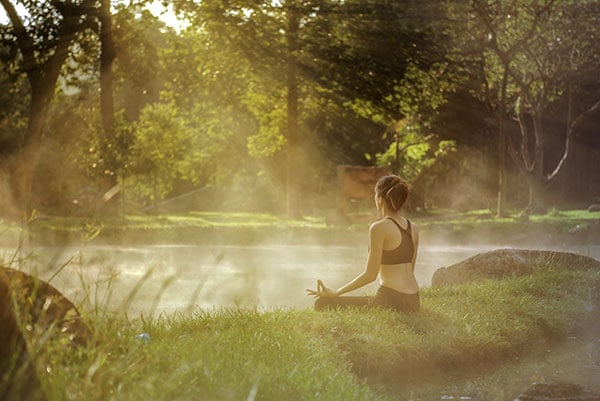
[27,266,600,401]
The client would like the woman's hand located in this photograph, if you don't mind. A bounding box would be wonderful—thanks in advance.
[306,279,338,298]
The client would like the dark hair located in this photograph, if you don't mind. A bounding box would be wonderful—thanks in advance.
[375,175,410,212]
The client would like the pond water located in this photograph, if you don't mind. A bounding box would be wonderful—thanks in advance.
[5,241,599,317]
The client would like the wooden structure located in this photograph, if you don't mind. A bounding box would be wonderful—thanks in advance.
[335,165,387,223]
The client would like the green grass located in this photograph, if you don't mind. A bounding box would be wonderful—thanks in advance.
[27,212,328,230]
[110,212,325,228]
[415,208,600,226]
[26,265,600,401]
[2,208,598,246]
[414,208,600,245]
[3,208,599,229]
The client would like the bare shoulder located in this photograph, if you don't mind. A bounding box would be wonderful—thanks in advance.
[370,217,391,229]
[368,219,388,247]
[369,218,388,236]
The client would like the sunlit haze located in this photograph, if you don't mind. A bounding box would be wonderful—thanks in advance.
[0,1,188,31]
[146,0,189,32]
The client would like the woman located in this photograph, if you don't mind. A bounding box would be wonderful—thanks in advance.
[307,175,420,312]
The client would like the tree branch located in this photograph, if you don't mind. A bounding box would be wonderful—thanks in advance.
[506,0,554,59]
[546,96,600,181]
[0,0,38,82]
[397,134,435,154]
[514,104,535,173]
[507,134,529,177]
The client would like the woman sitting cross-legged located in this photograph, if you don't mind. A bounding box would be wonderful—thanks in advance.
[306,174,420,313]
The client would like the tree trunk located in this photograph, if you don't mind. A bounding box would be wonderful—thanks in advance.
[495,67,511,217]
[522,175,548,216]
[0,0,92,219]
[99,0,118,213]
[12,78,56,216]
[496,117,508,217]
[100,0,116,158]
[520,94,600,214]
[285,2,300,217]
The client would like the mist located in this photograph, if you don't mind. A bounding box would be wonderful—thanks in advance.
[4,225,598,318]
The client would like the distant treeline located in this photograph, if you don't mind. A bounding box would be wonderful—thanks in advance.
[1,0,599,218]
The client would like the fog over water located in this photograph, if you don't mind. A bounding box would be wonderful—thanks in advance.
[7,241,599,317]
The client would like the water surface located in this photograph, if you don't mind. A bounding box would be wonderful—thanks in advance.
[6,242,598,316]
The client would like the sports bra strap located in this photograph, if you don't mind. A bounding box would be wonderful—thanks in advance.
[387,217,411,234]
[381,217,414,265]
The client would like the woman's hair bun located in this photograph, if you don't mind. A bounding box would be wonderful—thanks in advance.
[376,175,409,212]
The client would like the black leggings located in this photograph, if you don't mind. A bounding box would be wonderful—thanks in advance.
[314,286,420,313]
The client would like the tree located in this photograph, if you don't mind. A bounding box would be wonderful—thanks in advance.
[174,0,311,216]
[285,0,301,216]
[158,24,261,184]
[443,0,538,216]
[172,0,447,215]
[0,57,28,155]
[447,0,600,215]
[127,102,194,203]
[504,1,600,214]
[0,0,100,215]
[300,0,444,119]
[99,0,117,190]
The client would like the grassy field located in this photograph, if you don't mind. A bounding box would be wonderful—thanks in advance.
[1,208,599,246]
[15,263,599,401]
[2,210,599,400]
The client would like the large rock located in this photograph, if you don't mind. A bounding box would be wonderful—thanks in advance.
[0,266,92,345]
[431,249,600,286]
[0,272,47,401]
[1,267,93,400]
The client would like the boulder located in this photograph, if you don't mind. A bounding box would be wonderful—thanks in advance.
[431,249,600,286]
[0,266,92,345]
[0,271,42,401]
[515,382,600,401]
[588,204,600,212]
[1,267,93,400]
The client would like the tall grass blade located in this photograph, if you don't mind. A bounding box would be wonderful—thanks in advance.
[148,275,177,317]
[119,268,154,314]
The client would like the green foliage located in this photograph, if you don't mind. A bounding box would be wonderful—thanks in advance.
[301,0,446,120]
[0,68,28,154]
[245,91,287,158]
[375,127,457,183]
[2,0,599,218]
[134,24,268,203]
[168,0,290,166]
[126,102,195,202]
[112,5,172,121]
[391,62,462,128]
[0,0,100,147]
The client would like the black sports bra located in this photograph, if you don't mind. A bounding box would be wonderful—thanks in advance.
[380,217,414,265]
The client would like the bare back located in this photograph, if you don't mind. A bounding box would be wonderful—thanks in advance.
[377,217,419,294]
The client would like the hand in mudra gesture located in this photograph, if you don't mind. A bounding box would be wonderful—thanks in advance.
[306,279,338,298]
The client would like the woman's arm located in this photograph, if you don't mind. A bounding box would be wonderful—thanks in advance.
[334,222,385,296]
[411,224,419,273]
